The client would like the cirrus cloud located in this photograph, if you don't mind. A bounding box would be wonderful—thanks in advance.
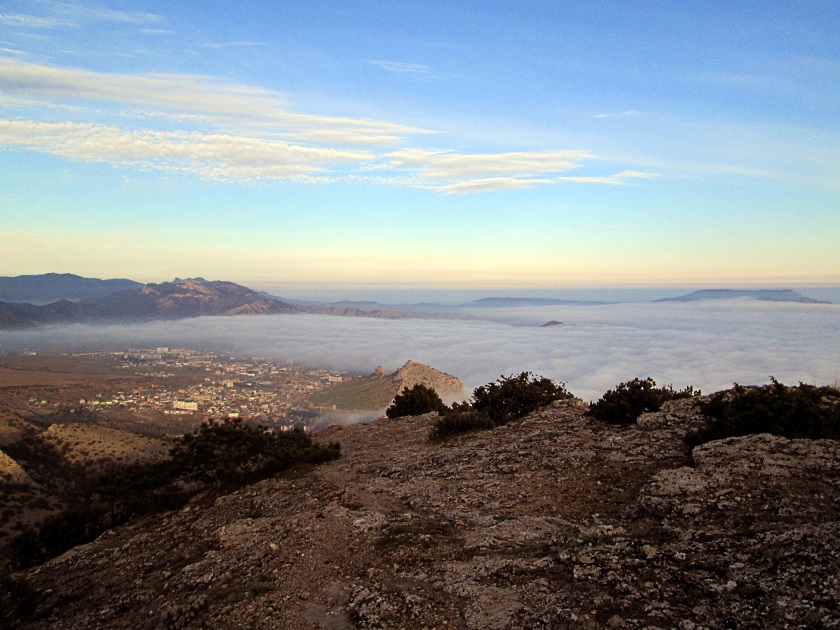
[0,58,658,192]
[383,149,656,193]
[0,120,373,182]
[0,58,431,146]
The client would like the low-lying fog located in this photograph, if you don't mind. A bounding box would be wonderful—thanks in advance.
[1,301,837,402]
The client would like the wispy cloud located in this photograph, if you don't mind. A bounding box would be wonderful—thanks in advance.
[558,170,658,185]
[0,120,373,182]
[593,110,640,119]
[386,148,592,180]
[0,46,31,57]
[0,3,161,29]
[0,58,656,192]
[202,41,271,49]
[0,58,429,145]
[382,149,655,193]
[433,178,554,194]
[368,60,439,80]
[0,13,72,28]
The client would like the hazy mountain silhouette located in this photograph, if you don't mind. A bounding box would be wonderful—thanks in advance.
[656,289,830,304]
[0,273,142,304]
[0,276,406,329]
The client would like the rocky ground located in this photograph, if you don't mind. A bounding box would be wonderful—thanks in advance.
[5,397,840,628]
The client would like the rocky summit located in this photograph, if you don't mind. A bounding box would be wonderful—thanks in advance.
[7,397,840,629]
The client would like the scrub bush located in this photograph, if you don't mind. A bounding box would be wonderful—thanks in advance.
[589,377,699,425]
[429,404,493,441]
[386,384,447,419]
[471,372,573,425]
[430,372,573,440]
[688,378,840,445]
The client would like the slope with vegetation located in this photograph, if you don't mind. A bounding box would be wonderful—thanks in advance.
[4,419,340,571]
[3,375,839,628]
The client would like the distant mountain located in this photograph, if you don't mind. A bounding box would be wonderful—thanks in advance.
[655,289,831,304]
[470,297,608,307]
[0,273,142,304]
[0,277,408,329]
[296,305,406,319]
[0,278,295,329]
[308,360,465,411]
[328,300,388,308]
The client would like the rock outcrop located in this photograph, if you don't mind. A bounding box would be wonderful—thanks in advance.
[308,361,465,412]
[393,360,465,402]
[5,397,840,628]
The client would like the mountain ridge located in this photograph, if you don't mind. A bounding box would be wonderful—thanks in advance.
[656,288,831,304]
[0,273,142,304]
[0,276,406,329]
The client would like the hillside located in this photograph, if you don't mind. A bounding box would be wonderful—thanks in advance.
[3,396,839,628]
[308,361,465,411]
[0,422,173,545]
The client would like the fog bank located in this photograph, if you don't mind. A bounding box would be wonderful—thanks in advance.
[1,301,837,402]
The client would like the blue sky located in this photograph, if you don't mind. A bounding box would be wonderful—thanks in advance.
[1,1,838,291]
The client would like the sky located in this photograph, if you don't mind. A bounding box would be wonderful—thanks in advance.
[1,1,839,292]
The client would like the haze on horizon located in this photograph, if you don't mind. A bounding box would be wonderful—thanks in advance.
[2,300,838,404]
[1,1,838,289]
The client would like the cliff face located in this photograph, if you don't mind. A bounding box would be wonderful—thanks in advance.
[6,397,840,628]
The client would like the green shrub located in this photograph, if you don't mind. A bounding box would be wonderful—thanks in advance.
[429,404,493,441]
[169,419,340,486]
[471,372,573,425]
[430,373,573,440]
[687,378,840,446]
[589,377,699,425]
[386,384,447,419]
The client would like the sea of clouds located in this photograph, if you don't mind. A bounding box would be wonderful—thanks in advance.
[1,300,837,402]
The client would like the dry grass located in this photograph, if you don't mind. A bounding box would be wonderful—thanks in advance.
[42,424,172,469]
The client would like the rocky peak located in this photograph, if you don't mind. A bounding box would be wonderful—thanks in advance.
[394,360,465,400]
[141,279,215,297]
